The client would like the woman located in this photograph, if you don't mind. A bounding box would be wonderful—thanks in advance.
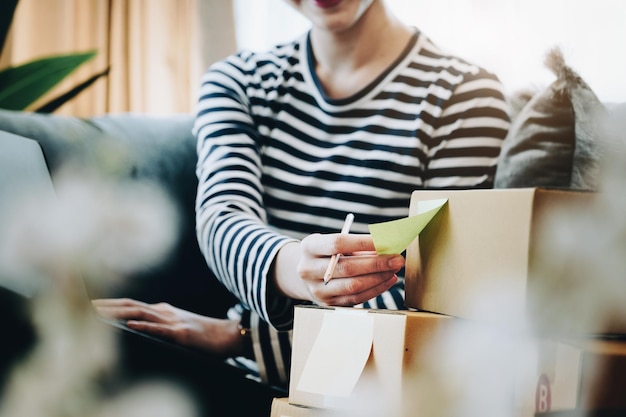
[94,0,510,390]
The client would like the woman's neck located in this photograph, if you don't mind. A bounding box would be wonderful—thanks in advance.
[309,2,413,99]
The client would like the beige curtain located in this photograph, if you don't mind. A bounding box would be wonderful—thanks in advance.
[2,0,237,117]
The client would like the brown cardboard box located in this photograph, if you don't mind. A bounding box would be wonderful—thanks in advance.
[288,306,453,417]
[270,397,335,417]
[570,339,626,410]
[288,306,626,417]
[516,338,626,416]
[404,188,625,334]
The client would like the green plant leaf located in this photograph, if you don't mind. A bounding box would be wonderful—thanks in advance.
[0,0,19,59]
[35,66,110,113]
[0,50,97,111]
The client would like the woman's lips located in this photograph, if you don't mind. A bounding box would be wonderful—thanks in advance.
[312,0,342,9]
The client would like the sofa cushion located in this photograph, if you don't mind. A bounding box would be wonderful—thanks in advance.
[494,47,607,191]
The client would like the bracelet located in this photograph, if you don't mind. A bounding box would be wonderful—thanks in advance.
[238,322,251,338]
[237,321,254,359]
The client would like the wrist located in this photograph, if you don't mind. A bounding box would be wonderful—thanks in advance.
[194,315,254,359]
[273,241,309,300]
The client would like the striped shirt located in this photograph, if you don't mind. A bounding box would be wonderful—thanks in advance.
[194,29,510,388]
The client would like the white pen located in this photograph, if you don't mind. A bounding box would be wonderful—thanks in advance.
[323,213,355,285]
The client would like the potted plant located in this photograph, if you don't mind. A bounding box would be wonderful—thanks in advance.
[0,0,109,112]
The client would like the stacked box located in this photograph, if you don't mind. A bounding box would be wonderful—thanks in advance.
[285,188,625,417]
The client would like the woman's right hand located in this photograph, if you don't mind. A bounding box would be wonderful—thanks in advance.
[273,233,404,307]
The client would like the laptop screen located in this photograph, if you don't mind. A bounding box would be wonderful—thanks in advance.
[0,132,59,298]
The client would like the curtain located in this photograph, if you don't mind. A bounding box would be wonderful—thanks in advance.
[2,0,237,116]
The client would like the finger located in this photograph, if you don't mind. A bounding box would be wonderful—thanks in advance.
[350,250,378,256]
[326,274,398,307]
[305,233,376,257]
[92,298,150,308]
[125,321,176,340]
[94,305,167,323]
[332,234,376,256]
[323,270,396,296]
[331,254,404,279]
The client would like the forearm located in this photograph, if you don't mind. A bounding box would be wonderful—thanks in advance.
[196,206,298,329]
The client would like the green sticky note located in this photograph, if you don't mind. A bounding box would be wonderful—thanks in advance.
[368,198,448,255]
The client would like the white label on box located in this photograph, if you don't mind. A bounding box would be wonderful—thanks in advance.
[297,309,373,397]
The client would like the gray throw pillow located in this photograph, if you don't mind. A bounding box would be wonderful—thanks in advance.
[495,47,606,190]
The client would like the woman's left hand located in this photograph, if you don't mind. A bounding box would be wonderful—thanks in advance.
[92,298,245,357]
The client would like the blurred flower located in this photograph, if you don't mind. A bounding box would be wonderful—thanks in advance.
[528,107,626,336]
[96,382,199,417]
[0,164,180,295]
[0,165,195,417]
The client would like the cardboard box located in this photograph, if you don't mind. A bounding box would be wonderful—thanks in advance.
[270,397,336,417]
[404,188,625,334]
[288,306,453,417]
[516,338,626,416]
[571,338,626,410]
[288,306,626,417]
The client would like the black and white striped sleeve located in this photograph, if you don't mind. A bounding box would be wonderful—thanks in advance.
[193,57,299,331]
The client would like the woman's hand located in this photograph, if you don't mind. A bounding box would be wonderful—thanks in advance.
[273,233,404,307]
[92,298,245,357]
